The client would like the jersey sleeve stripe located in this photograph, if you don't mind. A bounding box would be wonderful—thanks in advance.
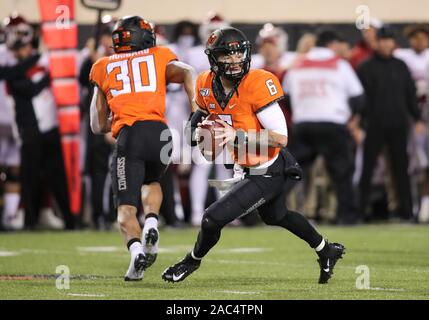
[254,97,285,114]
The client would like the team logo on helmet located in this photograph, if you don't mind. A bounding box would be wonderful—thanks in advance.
[140,20,153,31]
[207,33,217,45]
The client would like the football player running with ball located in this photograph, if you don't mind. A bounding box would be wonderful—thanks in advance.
[162,27,345,284]
[89,16,197,281]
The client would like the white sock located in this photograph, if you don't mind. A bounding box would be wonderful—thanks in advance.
[143,216,158,231]
[3,193,20,218]
[315,239,326,252]
[129,241,143,259]
[191,251,202,260]
[421,196,429,206]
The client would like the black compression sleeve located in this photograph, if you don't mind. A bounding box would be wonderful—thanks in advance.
[184,109,208,147]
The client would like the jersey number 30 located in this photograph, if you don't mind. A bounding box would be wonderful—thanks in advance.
[106,55,157,97]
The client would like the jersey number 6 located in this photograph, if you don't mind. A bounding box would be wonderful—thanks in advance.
[106,55,157,97]
[266,79,278,96]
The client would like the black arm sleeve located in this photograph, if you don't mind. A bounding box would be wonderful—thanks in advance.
[184,108,208,147]
[9,73,50,98]
[0,54,40,81]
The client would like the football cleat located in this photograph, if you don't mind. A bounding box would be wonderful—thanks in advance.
[124,253,146,281]
[317,241,345,284]
[162,253,201,283]
[2,209,24,231]
[142,228,159,269]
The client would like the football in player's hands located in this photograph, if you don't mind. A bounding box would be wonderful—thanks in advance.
[197,113,225,161]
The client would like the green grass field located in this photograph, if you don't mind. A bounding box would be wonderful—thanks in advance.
[0,224,428,300]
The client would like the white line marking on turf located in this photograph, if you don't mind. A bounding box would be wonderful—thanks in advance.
[19,249,49,254]
[368,287,406,292]
[66,293,106,297]
[207,259,292,266]
[158,247,190,253]
[217,248,273,254]
[77,246,120,253]
[212,290,261,295]
[0,251,20,257]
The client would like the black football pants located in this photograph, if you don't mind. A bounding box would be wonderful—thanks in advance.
[20,127,75,229]
[359,125,413,219]
[287,122,358,224]
[193,152,323,258]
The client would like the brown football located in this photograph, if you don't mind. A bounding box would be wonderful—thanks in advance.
[198,113,225,161]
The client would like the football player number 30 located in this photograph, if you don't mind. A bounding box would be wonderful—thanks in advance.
[266,79,278,96]
[107,55,157,97]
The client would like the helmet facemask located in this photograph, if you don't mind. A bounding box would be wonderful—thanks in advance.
[206,42,251,81]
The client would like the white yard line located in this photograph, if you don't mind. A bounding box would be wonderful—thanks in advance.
[65,293,107,297]
[368,287,406,292]
[0,251,20,257]
[212,290,261,295]
[217,248,273,254]
[77,246,120,253]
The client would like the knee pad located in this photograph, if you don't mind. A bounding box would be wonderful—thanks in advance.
[201,211,224,233]
[259,207,287,226]
[259,213,281,226]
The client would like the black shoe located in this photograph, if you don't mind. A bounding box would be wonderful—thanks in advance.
[317,241,345,284]
[142,228,159,269]
[124,253,146,281]
[162,253,201,283]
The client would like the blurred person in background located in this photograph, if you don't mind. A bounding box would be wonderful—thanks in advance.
[186,13,233,226]
[254,24,294,127]
[336,36,353,61]
[162,20,201,227]
[357,26,426,222]
[285,30,364,225]
[79,16,116,230]
[350,18,383,69]
[394,24,429,222]
[188,12,229,74]
[0,20,42,230]
[5,14,75,230]
[282,32,316,214]
[252,23,296,71]
[295,32,317,56]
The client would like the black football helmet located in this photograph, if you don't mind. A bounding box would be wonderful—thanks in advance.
[112,16,156,53]
[205,27,251,81]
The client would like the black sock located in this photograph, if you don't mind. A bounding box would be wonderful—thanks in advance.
[277,210,323,249]
[145,213,159,220]
[126,238,141,251]
[192,217,222,258]
[317,242,331,257]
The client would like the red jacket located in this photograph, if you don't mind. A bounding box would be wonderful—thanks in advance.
[350,40,373,70]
